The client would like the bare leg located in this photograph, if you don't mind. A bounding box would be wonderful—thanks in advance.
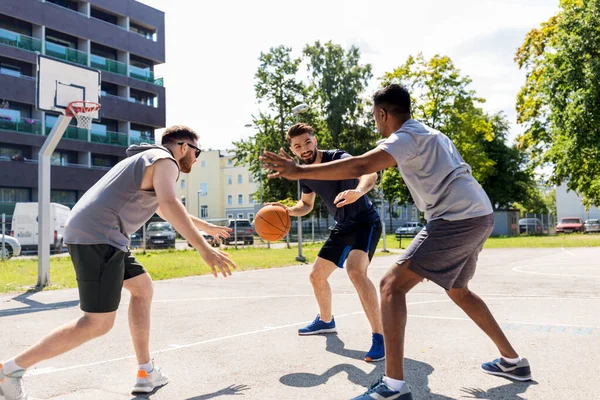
[15,312,116,369]
[380,260,424,380]
[308,257,338,322]
[123,273,154,365]
[345,250,382,334]
[447,287,518,358]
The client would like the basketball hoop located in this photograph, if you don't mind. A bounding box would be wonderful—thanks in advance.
[66,100,100,130]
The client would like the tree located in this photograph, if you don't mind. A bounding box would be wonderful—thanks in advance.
[515,0,600,207]
[303,41,375,152]
[381,168,412,228]
[381,54,496,184]
[234,46,307,202]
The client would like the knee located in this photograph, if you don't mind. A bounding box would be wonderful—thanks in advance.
[82,315,115,337]
[309,268,327,286]
[130,280,154,302]
[347,267,366,284]
[447,287,472,304]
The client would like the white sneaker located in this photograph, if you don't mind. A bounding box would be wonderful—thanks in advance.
[131,361,169,394]
[0,366,29,400]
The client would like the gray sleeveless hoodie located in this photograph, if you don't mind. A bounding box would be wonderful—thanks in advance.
[64,143,179,251]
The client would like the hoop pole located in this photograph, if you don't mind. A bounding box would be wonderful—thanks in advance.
[37,114,72,287]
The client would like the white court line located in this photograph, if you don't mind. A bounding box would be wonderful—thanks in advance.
[407,314,600,329]
[561,248,575,257]
[24,299,450,377]
[512,264,600,279]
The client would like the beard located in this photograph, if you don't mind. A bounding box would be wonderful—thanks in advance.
[179,152,195,173]
[299,150,318,165]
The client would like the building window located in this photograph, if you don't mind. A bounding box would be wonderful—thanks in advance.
[0,187,30,203]
[249,195,254,204]
[228,159,233,166]
[199,182,208,196]
[180,179,186,190]
[227,214,233,219]
[91,154,118,168]
[238,174,242,184]
[238,194,243,205]
[249,173,254,183]
[238,213,244,219]
[227,195,232,206]
[248,213,254,221]
[51,189,77,206]
[181,196,186,207]
[200,205,209,218]
[51,150,77,166]
[227,175,232,185]
[201,160,206,167]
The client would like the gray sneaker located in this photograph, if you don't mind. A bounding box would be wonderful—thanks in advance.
[0,368,29,400]
[131,361,169,394]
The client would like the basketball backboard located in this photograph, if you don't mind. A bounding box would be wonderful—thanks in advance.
[36,55,101,120]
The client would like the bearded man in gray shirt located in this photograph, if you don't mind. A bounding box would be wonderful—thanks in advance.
[0,125,236,399]
[261,84,531,400]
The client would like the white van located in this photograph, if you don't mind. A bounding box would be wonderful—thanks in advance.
[11,202,70,253]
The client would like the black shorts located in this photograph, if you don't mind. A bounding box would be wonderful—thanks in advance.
[68,244,146,313]
[318,220,382,268]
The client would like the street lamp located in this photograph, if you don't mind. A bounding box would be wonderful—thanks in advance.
[293,103,309,262]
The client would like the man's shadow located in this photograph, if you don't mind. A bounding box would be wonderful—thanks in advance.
[0,289,79,318]
[280,334,455,399]
[461,380,538,400]
[131,384,250,399]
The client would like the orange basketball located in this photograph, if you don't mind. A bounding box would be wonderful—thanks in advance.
[254,205,291,241]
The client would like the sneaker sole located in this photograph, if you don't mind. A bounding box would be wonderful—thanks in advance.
[481,367,532,381]
[365,355,385,362]
[131,379,169,394]
[298,328,337,335]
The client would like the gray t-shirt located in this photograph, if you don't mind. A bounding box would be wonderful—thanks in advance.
[378,119,493,221]
[64,144,179,251]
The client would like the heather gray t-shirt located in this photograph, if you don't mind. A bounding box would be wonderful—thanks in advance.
[378,119,493,221]
[64,144,179,251]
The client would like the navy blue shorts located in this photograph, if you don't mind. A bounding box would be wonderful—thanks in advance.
[318,221,382,268]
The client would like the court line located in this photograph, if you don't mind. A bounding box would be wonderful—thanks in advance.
[512,264,600,278]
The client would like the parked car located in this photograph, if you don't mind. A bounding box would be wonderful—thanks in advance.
[395,222,424,238]
[518,218,544,234]
[11,202,69,253]
[584,219,600,234]
[145,222,176,249]
[223,219,254,245]
[129,228,143,248]
[555,217,584,233]
[187,230,221,248]
[0,234,22,259]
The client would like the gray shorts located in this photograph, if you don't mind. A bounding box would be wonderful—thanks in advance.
[397,213,494,290]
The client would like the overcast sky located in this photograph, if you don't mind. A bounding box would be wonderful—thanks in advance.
[140,0,559,150]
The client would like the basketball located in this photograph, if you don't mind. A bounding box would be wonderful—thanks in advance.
[254,205,291,241]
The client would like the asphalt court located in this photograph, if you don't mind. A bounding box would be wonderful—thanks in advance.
[0,247,598,399]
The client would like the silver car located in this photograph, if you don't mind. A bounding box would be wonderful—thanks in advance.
[0,234,22,259]
[584,219,600,234]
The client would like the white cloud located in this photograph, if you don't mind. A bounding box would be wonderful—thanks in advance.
[141,0,558,149]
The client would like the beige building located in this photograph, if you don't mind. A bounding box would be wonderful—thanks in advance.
[177,150,259,222]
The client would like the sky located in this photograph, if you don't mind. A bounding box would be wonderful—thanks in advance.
[140,0,560,151]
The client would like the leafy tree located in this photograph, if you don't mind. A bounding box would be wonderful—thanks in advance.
[515,0,600,207]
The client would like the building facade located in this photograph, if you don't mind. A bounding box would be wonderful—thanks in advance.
[0,0,166,216]
[177,150,259,222]
[556,183,600,221]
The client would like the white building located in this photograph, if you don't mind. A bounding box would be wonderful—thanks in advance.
[556,183,600,221]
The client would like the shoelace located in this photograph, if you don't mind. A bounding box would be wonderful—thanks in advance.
[362,378,384,395]
[307,315,322,328]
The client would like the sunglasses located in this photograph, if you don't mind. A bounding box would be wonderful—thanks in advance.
[177,141,201,158]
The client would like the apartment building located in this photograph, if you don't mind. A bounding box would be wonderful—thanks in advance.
[0,0,166,216]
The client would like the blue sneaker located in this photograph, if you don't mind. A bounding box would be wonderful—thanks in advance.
[351,378,412,400]
[365,333,385,362]
[298,314,337,335]
[481,357,532,381]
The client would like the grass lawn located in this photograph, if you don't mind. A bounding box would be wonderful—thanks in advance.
[0,234,597,294]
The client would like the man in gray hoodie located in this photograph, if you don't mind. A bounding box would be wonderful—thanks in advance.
[0,125,236,399]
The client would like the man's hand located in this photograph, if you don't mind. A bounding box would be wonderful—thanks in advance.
[198,247,237,278]
[204,223,232,240]
[334,189,364,208]
[264,202,292,214]
[260,149,302,180]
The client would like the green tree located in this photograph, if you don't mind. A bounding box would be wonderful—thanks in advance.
[381,53,496,184]
[381,168,412,228]
[303,41,375,152]
[515,0,600,207]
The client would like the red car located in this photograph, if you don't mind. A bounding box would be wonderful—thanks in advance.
[555,217,584,233]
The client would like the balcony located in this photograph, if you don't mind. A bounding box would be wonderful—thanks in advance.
[0,116,43,135]
[45,122,128,147]
[45,42,88,67]
[90,54,127,76]
[0,28,43,53]
[130,65,159,85]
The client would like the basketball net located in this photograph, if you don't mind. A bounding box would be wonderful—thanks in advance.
[66,101,101,130]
